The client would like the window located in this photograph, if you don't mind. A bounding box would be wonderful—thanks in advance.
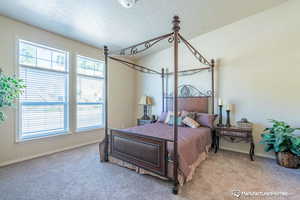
[18,40,69,140]
[76,56,104,131]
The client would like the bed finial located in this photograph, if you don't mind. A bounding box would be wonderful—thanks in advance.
[172,16,180,32]
[211,59,215,67]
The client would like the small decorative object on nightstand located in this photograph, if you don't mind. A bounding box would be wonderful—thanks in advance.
[237,118,252,129]
[214,123,255,161]
[137,118,156,126]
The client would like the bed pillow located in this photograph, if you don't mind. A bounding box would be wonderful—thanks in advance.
[164,111,181,124]
[195,113,217,128]
[182,116,200,128]
[181,110,197,120]
[167,115,184,126]
[158,112,168,123]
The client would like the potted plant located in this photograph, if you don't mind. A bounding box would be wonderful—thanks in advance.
[260,119,300,168]
[0,69,25,124]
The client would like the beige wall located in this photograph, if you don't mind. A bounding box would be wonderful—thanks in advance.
[136,0,300,158]
[0,16,136,166]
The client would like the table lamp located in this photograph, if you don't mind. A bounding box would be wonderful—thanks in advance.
[139,96,153,120]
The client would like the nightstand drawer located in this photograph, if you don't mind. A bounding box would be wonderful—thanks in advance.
[219,130,250,138]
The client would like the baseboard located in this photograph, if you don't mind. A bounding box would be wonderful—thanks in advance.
[0,140,101,167]
[0,140,275,167]
[220,146,275,159]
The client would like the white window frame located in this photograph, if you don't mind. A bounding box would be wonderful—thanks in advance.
[17,39,70,141]
[76,55,104,132]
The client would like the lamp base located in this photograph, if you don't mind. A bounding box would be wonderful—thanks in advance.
[141,115,150,120]
[141,105,150,120]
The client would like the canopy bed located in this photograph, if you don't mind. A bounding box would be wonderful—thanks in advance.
[99,16,216,194]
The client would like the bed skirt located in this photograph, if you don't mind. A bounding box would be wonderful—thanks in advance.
[108,145,210,186]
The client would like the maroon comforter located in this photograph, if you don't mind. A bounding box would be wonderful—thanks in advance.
[123,123,212,178]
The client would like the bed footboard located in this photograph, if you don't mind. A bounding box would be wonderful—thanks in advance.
[110,129,168,177]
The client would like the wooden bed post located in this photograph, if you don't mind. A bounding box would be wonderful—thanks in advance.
[172,15,180,195]
[211,59,215,114]
[162,68,165,112]
[104,46,109,162]
[166,68,169,111]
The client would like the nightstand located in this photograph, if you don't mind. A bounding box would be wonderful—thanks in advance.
[137,119,156,126]
[214,126,255,161]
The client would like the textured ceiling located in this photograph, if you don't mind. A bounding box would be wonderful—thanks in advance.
[0,0,287,56]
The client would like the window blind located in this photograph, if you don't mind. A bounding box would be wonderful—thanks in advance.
[76,56,104,130]
[18,40,69,140]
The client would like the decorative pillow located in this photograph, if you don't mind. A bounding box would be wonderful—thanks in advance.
[182,117,200,128]
[164,111,181,124]
[195,113,217,128]
[167,116,184,126]
[158,112,168,123]
[181,110,197,120]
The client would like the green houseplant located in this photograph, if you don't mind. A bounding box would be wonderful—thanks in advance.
[260,119,300,168]
[0,69,25,124]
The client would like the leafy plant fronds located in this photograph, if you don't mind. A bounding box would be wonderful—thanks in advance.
[0,71,26,124]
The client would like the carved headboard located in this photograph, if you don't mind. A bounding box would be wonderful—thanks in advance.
[165,85,212,113]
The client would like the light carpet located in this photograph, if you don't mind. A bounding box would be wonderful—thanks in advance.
[0,144,299,200]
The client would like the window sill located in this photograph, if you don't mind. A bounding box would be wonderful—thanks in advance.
[16,131,71,143]
[15,126,105,143]
[76,126,104,133]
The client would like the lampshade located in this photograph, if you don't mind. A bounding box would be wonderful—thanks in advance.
[139,96,153,105]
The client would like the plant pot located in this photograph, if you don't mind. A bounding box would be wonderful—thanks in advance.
[276,152,299,169]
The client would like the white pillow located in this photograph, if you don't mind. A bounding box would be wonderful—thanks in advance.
[182,116,200,128]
